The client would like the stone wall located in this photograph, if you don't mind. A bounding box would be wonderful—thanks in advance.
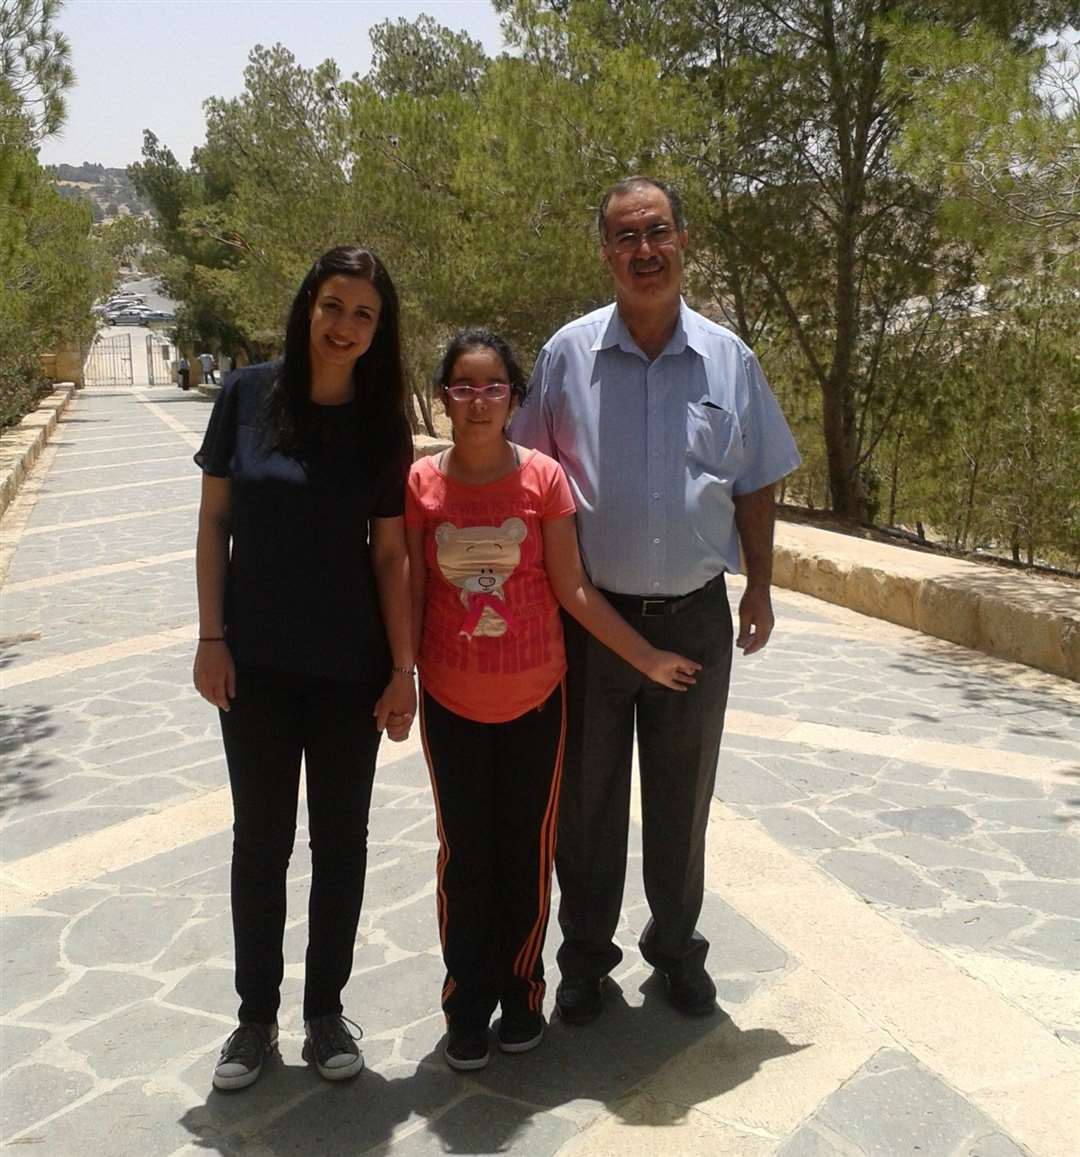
[773,523,1079,682]
[40,345,85,387]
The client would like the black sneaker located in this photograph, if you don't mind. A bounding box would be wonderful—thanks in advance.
[444,1029,490,1071]
[497,1011,545,1054]
[555,976,604,1025]
[212,1022,278,1090]
[302,1014,364,1081]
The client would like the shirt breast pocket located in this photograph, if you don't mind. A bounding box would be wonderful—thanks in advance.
[685,400,742,482]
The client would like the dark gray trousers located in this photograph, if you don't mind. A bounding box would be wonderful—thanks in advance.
[555,577,733,982]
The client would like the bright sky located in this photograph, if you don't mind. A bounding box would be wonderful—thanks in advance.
[37,0,507,169]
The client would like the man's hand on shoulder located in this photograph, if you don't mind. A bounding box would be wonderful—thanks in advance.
[736,583,774,655]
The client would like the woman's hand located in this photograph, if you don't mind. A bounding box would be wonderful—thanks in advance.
[193,640,236,710]
[374,671,417,741]
[642,648,701,691]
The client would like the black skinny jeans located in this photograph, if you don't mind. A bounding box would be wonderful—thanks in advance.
[219,664,381,1024]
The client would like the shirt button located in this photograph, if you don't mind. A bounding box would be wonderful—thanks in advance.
[652,582,661,589]
[652,492,660,499]
[653,537,661,544]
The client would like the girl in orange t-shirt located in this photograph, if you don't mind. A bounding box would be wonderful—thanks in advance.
[405,329,700,1072]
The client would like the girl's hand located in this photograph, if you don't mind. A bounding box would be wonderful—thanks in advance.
[374,671,417,740]
[643,649,701,691]
[385,718,411,743]
[193,640,236,711]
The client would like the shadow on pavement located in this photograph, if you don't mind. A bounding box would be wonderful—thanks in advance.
[0,639,55,817]
[138,394,216,405]
[885,649,1079,759]
[178,976,808,1155]
[0,700,55,817]
[423,976,808,1154]
[179,1058,431,1157]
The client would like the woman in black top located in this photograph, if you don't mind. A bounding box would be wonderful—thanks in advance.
[193,246,415,1090]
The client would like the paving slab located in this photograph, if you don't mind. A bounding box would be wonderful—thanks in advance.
[779,1047,1028,1157]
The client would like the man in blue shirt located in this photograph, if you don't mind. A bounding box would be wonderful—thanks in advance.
[510,176,800,1023]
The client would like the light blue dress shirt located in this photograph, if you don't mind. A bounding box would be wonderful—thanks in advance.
[509,300,801,596]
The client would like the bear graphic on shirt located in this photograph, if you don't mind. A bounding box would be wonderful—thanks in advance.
[434,518,527,638]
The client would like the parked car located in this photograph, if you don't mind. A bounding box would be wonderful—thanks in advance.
[108,310,151,326]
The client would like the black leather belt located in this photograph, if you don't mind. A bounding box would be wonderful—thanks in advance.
[600,574,725,617]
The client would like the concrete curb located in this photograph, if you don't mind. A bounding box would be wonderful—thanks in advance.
[774,522,1078,682]
[0,383,78,520]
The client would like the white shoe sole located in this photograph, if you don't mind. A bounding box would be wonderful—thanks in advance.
[498,1025,544,1054]
[212,1029,278,1090]
[303,1041,364,1081]
[213,1065,263,1091]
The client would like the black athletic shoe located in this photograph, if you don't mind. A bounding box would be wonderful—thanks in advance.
[497,1011,545,1053]
[212,1022,278,1090]
[444,1029,490,1071]
[302,1014,364,1081]
[555,977,604,1025]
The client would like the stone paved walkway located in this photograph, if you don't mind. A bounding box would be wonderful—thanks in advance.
[1,385,1078,1156]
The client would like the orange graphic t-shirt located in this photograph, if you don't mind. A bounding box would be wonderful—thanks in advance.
[405,449,576,723]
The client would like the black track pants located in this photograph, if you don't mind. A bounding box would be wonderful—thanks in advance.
[420,682,565,1031]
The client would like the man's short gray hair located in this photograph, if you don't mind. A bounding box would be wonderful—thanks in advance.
[597,176,686,239]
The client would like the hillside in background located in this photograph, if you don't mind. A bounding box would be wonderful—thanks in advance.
[51,163,150,222]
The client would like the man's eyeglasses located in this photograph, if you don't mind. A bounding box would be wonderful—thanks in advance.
[446,382,511,402]
[608,223,679,254]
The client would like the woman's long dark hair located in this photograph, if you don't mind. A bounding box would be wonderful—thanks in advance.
[264,246,410,474]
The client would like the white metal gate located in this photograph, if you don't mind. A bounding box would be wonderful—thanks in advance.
[146,335,173,385]
[83,333,133,387]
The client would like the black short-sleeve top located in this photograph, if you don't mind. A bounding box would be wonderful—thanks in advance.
[195,362,409,685]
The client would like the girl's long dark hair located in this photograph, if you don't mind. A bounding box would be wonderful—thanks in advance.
[264,246,410,474]
[434,329,528,404]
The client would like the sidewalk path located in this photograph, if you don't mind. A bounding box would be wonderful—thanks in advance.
[1,385,1077,1156]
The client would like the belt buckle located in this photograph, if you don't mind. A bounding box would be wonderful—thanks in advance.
[640,597,667,617]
